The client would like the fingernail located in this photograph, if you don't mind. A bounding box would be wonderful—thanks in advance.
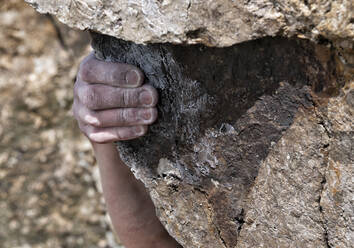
[125,70,140,86]
[139,91,153,105]
[134,126,144,135]
[140,109,151,120]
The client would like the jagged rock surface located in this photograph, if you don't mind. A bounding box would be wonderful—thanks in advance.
[25,0,353,47]
[90,34,353,248]
[25,1,353,247]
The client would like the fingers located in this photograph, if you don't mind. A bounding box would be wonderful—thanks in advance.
[75,104,158,127]
[73,96,157,142]
[75,81,158,110]
[78,52,144,88]
[79,123,148,143]
[74,53,159,143]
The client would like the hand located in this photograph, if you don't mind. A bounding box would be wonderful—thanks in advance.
[73,53,158,143]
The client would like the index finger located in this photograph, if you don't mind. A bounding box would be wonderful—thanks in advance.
[78,52,144,88]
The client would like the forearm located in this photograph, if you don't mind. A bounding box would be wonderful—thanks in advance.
[91,142,181,248]
[74,53,180,247]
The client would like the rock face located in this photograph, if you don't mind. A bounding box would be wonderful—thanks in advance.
[25,1,353,248]
[25,0,353,47]
[90,33,353,248]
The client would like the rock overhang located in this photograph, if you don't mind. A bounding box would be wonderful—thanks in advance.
[24,0,354,48]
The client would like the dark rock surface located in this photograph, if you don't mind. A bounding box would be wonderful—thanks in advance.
[91,33,352,247]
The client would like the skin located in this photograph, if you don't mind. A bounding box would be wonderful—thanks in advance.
[73,53,181,248]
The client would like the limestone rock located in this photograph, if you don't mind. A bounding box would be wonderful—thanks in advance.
[25,0,353,47]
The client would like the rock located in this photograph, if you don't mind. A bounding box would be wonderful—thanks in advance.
[25,1,353,247]
[90,33,353,248]
[24,0,353,48]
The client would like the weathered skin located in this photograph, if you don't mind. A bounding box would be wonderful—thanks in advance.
[73,52,158,143]
[73,53,183,247]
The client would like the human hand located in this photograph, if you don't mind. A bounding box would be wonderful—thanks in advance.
[73,53,158,143]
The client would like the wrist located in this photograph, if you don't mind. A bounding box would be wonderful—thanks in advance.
[90,141,116,152]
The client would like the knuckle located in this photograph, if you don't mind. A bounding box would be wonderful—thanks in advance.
[118,88,140,107]
[119,109,129,124]
[80,85,100,109]
[130,108,140,120]
[73,100,101,127]
[122,90,131,106]
[78,59,94,82]
[85,111,101,127]
[78,121,109,143]
[126,108,139,124]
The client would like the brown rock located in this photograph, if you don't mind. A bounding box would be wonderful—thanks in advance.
[90,33,353,247]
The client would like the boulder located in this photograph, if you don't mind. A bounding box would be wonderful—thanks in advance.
[90,33,353,248]
[25,1,353,247]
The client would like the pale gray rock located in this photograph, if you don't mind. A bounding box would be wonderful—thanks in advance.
[236,88,353,248]
[24,0,353,47]
[236,110,330,248]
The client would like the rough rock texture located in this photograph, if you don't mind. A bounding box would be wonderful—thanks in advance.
[91,33,353,248]
[24,0,353,48]
[25,1,353,247]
